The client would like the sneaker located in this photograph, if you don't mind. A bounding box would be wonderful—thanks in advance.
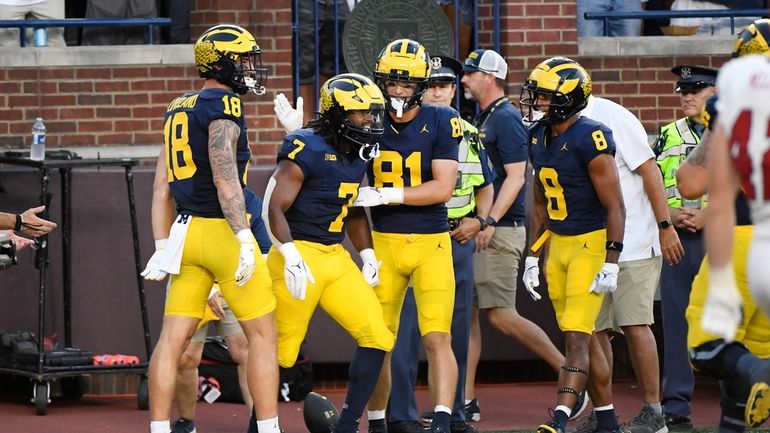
[389,421,426,433]
[171,417,197,433]
[662,414,692,431]
[627,404,668,433]
[537,419,565,433]
[369,419,388,433]
[420,412,434,426]
[569,389,590,420]
[465,399,480,422]
[746,381,770,427]
[449,421,477,433]
[571,411,597,433]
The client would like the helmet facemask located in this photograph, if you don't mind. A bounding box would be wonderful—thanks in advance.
[519,57,591,125]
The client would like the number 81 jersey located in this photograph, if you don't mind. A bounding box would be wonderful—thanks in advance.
[165,88,251,217]
[529,117,615,235]
[368,104,462,234]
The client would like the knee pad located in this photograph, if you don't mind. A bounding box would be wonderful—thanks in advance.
[690,339,749,379]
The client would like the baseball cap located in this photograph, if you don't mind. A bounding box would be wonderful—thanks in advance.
[462,49,507,80]
[671,65,718,93]
[429,55,462,82]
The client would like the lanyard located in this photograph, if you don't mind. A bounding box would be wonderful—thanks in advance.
[475,96,510,131]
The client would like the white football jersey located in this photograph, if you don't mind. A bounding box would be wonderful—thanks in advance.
[716,55,770,232]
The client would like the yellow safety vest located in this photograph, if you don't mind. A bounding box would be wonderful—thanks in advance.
[655,117,707,209]
[447,119,486,219]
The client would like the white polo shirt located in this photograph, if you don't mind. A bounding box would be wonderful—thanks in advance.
[581,95,660,262]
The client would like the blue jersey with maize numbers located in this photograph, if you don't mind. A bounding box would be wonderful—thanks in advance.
[165,88,251,217]
[244,188,271,254]
[369,105,462,234]
[278,129,367,245]
[529,117,615,235]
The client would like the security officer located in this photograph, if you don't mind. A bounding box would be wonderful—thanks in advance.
[654,64,717,430]
[387,54,495,433]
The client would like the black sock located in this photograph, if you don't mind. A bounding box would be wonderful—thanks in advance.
[553,409,569,430]
[595,408,619,431]
[335,347,387,433]
[248,407,258,433]
[431,410,451,432]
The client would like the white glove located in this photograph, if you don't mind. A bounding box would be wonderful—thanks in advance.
[360,248,381,287]
[351,187,405,207]
[273,93,303,133]
[141,239,168,281]
[589,262,620,294]
[702,263,742,342]
[279,242,315,300]
[522,256,542,301]
[235,229,257,286]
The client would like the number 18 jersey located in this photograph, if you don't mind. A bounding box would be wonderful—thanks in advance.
[529,117,616,235]
[165,88,251,218]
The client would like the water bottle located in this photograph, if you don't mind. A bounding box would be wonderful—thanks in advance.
[30,117,46,161]
[33,28,47,47]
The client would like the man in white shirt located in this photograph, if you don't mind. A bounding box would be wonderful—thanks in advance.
[576,95,683,433]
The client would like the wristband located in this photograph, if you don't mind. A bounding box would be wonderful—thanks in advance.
[236,229,255,244]
[606,241,624,252]
[14,214,22,231]
[475,216,488,231]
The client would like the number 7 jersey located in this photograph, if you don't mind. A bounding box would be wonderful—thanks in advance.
[529,117,616,235]
[164,88,251,217]
[716,55,770,229]
[368,104,462,234]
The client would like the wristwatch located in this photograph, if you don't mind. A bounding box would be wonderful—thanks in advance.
[475,215,488,231]
[485,216,497,228]
[658,219,673,229]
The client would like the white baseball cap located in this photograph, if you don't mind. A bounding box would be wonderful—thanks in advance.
[462,49,507,80]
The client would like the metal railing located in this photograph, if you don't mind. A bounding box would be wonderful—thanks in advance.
[0,17,173,47]
[584,8,768,36]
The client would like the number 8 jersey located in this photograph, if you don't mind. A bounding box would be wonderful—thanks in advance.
[368,104,462,234]
[529,117,616,235]
[164,88,251,217]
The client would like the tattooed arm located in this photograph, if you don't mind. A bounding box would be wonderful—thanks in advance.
[208,118,249,233]
[676,128,711,199]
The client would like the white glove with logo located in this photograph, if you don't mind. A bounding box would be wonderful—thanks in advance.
[702,263,742,342]
[279,242,315,300]
[235,229,257,286]
[359,248,381,287]
[351,187,405,207]
[141,239,168,281]
[589,262,620,294]
[273,93,303,133]
[522,256,542,301]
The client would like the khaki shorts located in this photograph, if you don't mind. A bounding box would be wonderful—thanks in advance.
[473,226,526,309]
[191,299,243,343]
[596,255,662,331]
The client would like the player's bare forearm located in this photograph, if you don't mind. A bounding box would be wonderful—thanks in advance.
[266,160,304,245]
[209,119,248,233]
[704,124,739,268]
[590,154,625,263]
[150,148,175,239]
[346,207,374,251]
[527,182,547,257]
[402,159,458,205]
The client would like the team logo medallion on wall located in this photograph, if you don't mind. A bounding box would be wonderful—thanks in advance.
[343,0,454,77]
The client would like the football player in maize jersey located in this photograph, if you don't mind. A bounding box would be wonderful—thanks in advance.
[519,57,626,433]
[674,19,770,430]
[351,39,462,433]
[256,73,395,433]
[141,25,280,433]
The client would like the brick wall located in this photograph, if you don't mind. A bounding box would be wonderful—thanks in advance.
[1,0,731,162]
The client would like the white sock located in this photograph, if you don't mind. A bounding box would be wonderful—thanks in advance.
[594,404,614,411]
[434,405,452,414]
[368,410,386,420]
[257,416,281,433]
[555,405,572,417]
[150,420,170,433]
[464,399,472,405]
